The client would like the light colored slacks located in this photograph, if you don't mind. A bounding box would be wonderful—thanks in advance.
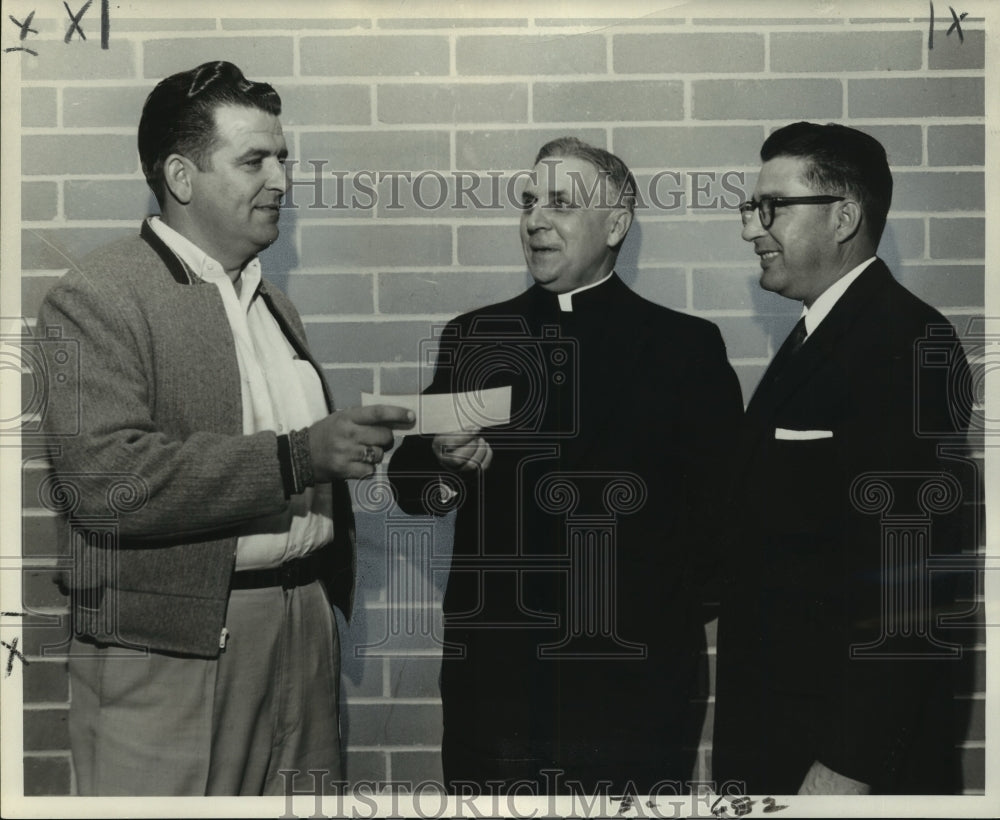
[68,579,342,795]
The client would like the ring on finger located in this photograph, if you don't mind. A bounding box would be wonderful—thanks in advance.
[362,445,379,465]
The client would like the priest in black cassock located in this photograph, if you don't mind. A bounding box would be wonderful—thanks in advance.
[388,137,743,795]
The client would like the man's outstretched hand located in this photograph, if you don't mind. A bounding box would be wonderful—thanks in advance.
[309,405,415,480]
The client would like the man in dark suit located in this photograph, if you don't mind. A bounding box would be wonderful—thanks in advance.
[389,137,743,795]
[712,122,972,795]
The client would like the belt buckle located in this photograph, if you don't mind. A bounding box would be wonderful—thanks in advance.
[280,558,299,589]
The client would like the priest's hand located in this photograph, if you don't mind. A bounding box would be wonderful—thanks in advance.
[432,431,493,471]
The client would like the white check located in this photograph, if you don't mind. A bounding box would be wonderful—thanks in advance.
[362,386,512,436]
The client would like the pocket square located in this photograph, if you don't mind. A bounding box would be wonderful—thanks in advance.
[774,427,833,440]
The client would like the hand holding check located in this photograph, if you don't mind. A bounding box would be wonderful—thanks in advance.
[432,431,494,472]
[308,404,416,480]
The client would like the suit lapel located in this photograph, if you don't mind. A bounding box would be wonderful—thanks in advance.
[744,261,892,427]
[736,262,894,491]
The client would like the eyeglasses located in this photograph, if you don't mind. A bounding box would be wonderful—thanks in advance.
[739,195,845,229]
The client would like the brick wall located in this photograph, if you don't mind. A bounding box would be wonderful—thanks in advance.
[5,4,987,799]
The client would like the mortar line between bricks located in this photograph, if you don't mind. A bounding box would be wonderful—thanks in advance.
[347,357,811,368]
[297,115,989,131]
[129,37,143,78]
[15,655,66,663]
[693,259,983,268]
[19,175,146,182]
[305,305,980,322]
[432,71,987,83]
[21,750,72,757]
[16,270,73,279]
[292,117,989,131]
[11,601,66,611]
[919,166,989,172]
[13,21,987,35]
[302,313,456,324]
[22,158,985,174]
[15,61,984,85]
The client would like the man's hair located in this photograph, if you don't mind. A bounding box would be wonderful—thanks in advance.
[534,136,637,214]
[138,61,282,206]
[761,121,893,243]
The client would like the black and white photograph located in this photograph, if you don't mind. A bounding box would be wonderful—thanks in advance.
[0,0,995,817]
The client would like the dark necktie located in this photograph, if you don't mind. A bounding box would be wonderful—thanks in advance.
[763,316,808,381]
[782,316,808,356]
[746,317,809,412]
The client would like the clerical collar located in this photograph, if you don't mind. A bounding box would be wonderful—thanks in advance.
[557,270,615,312]
[800,256,876,338]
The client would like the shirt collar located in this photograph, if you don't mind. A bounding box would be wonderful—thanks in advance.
[557,270,615,312]
[800,256,876,337]
[146,216,262,299]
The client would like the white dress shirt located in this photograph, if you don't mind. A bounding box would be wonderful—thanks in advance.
[148,217,334,570]
[800,256,876,339]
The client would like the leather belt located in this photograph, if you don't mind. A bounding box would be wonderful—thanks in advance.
[231,548,326,591]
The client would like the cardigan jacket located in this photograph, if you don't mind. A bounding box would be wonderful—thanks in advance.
[36,221,356,657]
